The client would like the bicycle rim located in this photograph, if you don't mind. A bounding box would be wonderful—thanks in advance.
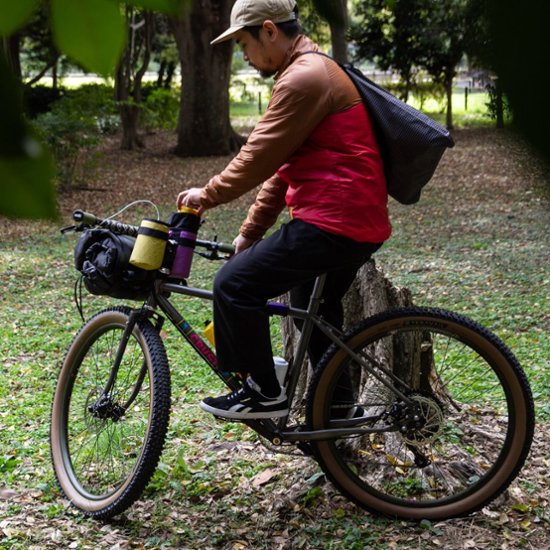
[307,307,534,520]
[50,307,171,519]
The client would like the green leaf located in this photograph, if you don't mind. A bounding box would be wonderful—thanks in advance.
[51,0,126,76]
[0,55,57,220]
[0,139,57,220]
[125,0,189,14]
[0,0,38,36]
[511,503,530,513]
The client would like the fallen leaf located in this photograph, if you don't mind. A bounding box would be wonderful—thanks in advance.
[252,468,277,488]
[0,489,18,500]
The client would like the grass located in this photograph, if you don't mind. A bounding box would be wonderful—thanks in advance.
[0,127,548,548]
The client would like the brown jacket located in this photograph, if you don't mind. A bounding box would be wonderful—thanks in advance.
[199,35,364,240]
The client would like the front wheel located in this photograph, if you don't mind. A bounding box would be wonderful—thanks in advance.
[306,307,534,520]
[50,307,171,519]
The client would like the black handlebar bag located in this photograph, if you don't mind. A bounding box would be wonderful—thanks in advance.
[74,229,156,300]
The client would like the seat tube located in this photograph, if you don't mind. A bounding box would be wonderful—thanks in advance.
[293,273,326,369]
[279,274,327,428]
[308,273,327,316]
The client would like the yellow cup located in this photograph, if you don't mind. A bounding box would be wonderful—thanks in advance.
[129,218,170,270]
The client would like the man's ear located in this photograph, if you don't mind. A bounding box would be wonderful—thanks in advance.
[262,20,278,41]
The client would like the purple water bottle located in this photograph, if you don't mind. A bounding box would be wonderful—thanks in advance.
[168,207,201,279]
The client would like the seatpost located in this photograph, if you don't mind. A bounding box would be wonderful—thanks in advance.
[294,273,326,368]
[307,273,327,317]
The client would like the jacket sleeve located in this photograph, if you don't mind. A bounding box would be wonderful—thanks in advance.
[239,173,288,240]
[198,59,333,209]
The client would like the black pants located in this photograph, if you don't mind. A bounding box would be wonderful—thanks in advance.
[213,220,381,394]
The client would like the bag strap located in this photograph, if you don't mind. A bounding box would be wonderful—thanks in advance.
[297,50,389,92]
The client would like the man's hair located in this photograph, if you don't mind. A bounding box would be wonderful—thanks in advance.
[244,7,300,41]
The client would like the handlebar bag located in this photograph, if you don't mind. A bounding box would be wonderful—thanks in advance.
[74,229,156,300]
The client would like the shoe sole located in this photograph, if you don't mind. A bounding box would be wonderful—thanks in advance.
[200,401,288,419]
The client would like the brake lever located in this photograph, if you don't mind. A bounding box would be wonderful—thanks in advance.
[60,223,89,235]
[197,250,224,261]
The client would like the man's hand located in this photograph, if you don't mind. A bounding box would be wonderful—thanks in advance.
[177,187,205,213]
[233,234,257,254]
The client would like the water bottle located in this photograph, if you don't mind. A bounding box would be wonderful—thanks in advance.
[203,320,215,346]
[168,206,201,279]
[129,218,170,270]
[274,356,289,386]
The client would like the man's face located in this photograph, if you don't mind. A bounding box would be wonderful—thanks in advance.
[235,29,278,78]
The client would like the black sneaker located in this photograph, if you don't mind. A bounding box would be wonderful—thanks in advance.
[199,378,288,420]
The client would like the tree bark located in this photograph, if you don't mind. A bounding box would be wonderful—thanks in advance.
[495,84,504,129]
[1,35,21,81]
[172,0,240,157]
[115,10,154,150]
[328,0,349,64]
[445,74,454,130]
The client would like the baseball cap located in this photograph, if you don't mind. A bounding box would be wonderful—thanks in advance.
[211,0,297,45]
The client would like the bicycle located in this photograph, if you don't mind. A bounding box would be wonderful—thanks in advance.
[50,208,535,521]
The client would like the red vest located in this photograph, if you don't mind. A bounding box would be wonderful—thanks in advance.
[277,103,391,243]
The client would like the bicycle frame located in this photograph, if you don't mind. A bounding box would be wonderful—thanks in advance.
[135,272,413,445]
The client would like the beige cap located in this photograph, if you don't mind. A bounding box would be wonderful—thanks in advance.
[211,0,297,45]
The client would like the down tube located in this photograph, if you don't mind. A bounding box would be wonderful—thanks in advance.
[154,290,242,390]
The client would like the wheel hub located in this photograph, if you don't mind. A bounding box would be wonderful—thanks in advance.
[390,393,444,445]
[88,394,125,421]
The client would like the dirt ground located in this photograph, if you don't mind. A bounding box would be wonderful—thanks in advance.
[0,127,548,549]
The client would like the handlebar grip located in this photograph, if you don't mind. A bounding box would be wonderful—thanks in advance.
[217,242,236,255]
[72,209,139,237]
[195,239,235,255]
[73,209,99,225]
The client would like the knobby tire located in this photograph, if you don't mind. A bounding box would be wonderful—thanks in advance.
[306,307,534,520]
[50,307,171,519]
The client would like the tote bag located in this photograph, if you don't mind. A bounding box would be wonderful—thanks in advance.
[301,52,455,204]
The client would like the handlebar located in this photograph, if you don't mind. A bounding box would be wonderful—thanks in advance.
[65,209,236,257]
[72,209,139,237]
[196,238,235,255]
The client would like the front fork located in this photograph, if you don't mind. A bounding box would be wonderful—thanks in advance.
[89,308,162,420]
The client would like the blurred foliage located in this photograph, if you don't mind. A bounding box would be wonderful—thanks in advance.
[32,84,117,189]
[140,85,180,130]
[0,0,190,220]
[485,0,550,164]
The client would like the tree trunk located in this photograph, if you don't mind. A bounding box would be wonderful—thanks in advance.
[52,59,58,91]
[495,84,504,129]
[329,20,348,64]
[172,0,240,156]
[115,9,153,150]
[328,0,349,64]
[1,34,21,81]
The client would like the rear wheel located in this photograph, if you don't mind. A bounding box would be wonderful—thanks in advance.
[50,307,170,519]
[306,307,534,520]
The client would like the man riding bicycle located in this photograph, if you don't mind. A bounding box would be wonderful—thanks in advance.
[177,0,390,420]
